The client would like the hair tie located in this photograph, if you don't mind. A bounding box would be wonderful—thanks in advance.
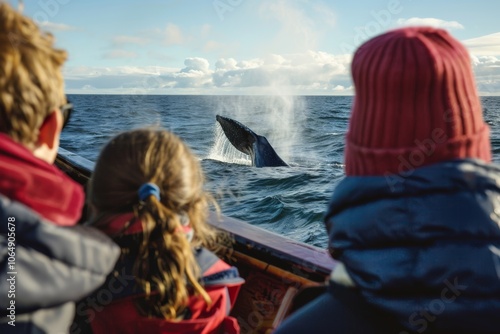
[138,183,161,201]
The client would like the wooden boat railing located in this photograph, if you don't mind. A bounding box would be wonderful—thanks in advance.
[56,148,336,333]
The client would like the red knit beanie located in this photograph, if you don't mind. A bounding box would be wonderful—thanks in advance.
[345,27,491,176]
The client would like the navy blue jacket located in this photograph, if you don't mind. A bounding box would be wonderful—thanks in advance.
[325,159,500,333]
[0,195,120,334]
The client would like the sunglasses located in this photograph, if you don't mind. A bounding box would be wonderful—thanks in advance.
[59,100,73,129]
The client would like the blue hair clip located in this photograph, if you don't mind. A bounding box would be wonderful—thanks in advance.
[138,183,161,201]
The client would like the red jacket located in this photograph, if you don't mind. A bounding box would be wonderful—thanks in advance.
[0,133,83,225]
[0,134,119,333]
[89,247,244,334]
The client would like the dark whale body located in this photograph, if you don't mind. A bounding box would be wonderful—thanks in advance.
[216,115,288,167]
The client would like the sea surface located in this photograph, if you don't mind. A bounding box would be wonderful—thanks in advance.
[61,95,500,248]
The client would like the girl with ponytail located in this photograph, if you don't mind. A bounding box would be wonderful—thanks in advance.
[86,128,244,334]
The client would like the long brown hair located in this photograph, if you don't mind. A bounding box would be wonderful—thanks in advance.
[88,128,218,319]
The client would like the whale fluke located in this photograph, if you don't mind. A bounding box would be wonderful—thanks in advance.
[216,115,288,167]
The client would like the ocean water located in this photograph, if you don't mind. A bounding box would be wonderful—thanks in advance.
[60,95,500,248]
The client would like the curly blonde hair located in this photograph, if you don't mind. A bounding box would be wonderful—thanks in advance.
[0,1,67,146]
[88,128,219,319]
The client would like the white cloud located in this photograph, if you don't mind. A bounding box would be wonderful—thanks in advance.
[102,50,139,59]
[312,3,336,28]
[162,23,185,46]
[116,23,186,49]
[256,0,340,59]
[333,85,348,91]
[64,26,500,97]
[200,24,212,38]
[39,21,77,31]
[215,58,239,71]
[81,84,95,90]
[182,58,210,73]
[259,0,320,52]
[112,35,149,46]
[171,58,213,88]
[397,17,464,30]
[64,66,177,93]
[203,40,225,53]
[147,51,177,63]
[63,66,167,80]
[107,22,231,60]
[464,32,500,56]
[468,55,500,95]
[460,32,500,95]
[64,35,500,96]
[64,51,352,95]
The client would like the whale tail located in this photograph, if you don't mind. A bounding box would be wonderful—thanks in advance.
[215,115,288,167]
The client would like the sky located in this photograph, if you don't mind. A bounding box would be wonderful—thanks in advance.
[14,0,500,95]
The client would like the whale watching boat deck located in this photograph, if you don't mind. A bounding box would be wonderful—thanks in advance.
[56,148,336,334]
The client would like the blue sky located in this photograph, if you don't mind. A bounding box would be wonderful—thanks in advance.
[15,0,500,95]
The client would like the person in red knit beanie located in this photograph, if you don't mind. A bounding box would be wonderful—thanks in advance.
[345,28,491,176]
[274,27,500,334]
[345,26,491,177]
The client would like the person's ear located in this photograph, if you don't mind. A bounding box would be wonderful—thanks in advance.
[37,110,62,150]
[33,110,63,163]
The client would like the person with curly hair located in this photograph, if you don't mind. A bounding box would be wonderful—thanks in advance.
[0,2,119,333]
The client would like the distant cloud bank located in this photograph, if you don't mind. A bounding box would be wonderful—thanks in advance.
[464,33,500,95]
[64,51,353,95]
[64,32,500,96]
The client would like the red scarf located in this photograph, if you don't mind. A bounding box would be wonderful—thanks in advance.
[0,133,84,226]
[96,212,194,240]
[96,213,142,236]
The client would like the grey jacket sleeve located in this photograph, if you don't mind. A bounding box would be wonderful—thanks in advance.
[0,195,120,315]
